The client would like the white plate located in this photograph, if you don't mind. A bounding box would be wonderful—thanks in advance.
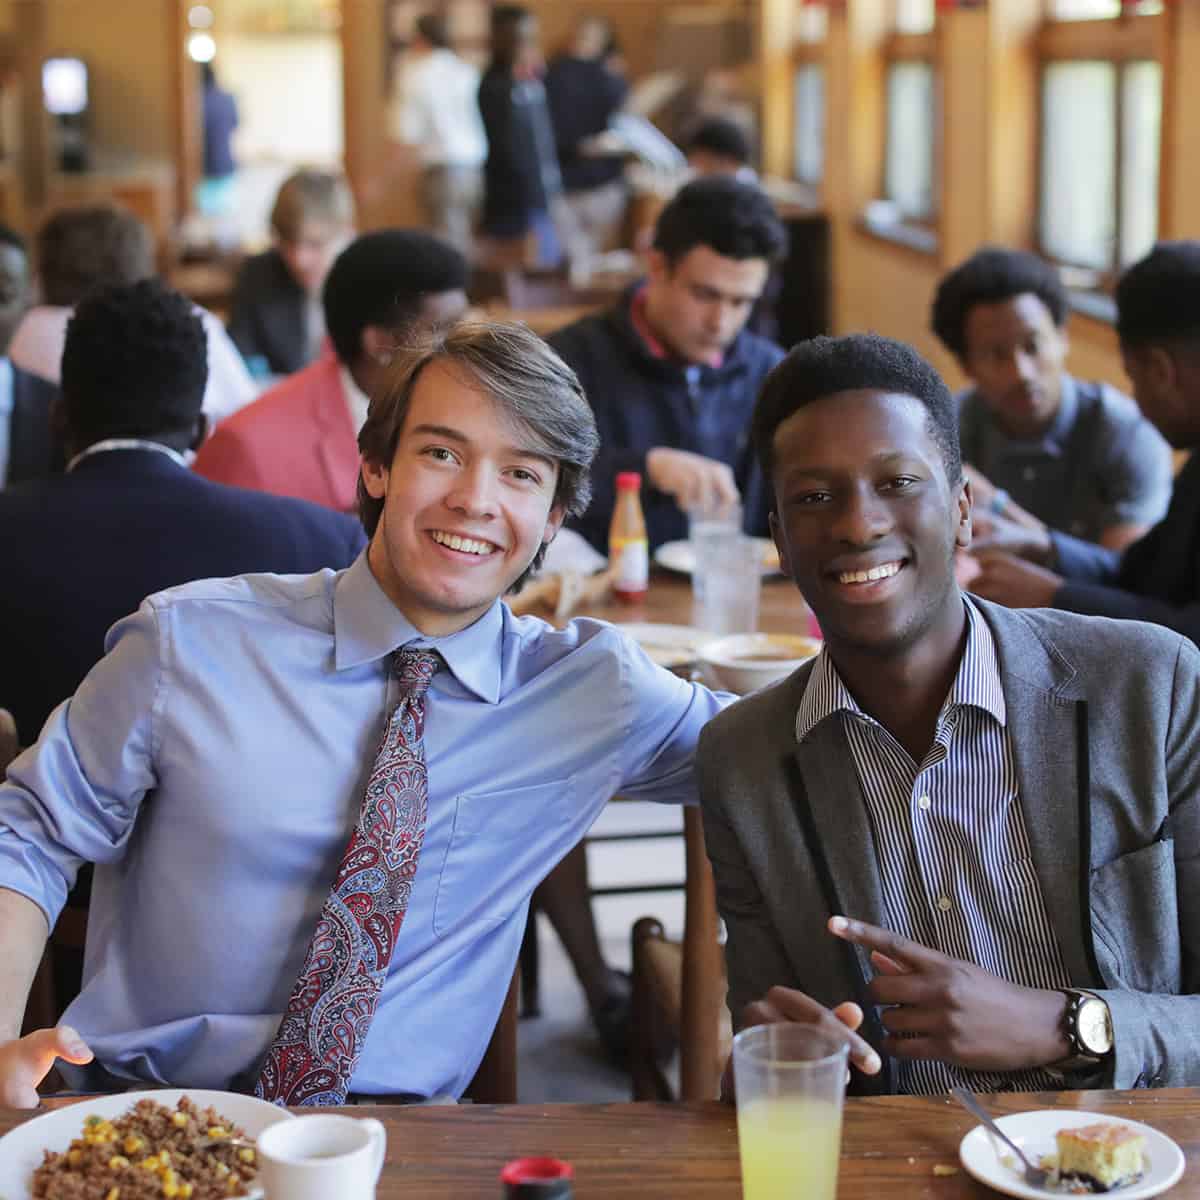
[654,537,782,577]
[0,1088,293,1200]
[959,1109,1185,1199]
[617,622,706,668]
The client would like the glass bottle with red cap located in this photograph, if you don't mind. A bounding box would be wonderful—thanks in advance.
[608,471,649,604]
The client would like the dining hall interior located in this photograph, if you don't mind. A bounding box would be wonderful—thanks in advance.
[0,0,1198,1197]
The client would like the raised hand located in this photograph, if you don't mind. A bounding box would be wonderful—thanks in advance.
[828,916,1068,1072]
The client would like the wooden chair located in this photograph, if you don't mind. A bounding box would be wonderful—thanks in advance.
[630,805,730,1101]
[25,904,520,1105]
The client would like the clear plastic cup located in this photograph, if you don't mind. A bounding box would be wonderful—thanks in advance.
[732,1024,849,1200]
[692,533,762,634]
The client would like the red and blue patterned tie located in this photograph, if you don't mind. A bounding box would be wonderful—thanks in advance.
[254,647,439,1106]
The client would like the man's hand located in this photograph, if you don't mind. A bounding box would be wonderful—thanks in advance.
[970,511,1054,564]
[970,552,1064,609]
[0,1026,93,1108]
[829,917,1069,1072]
[645,448,739,515]
[721,987,881,1103]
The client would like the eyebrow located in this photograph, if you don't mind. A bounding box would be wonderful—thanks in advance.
[409,424,558,472]
[783,451,922,477]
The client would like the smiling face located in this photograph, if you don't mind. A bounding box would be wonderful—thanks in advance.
[643,246,768,366]
[361,359,565,635]
[769,388,971,660]
[961,292,1068,439]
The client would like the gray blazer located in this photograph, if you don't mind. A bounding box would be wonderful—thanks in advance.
[697,598,1200,1092]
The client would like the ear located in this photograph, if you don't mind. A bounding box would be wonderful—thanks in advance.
[541,503,566,546]
[1148,345,1178,393]
[955,475,973,551]
[361,324,395,367]
[360,456,389,500]
[768,509,793,578]
[189,413,209,452]
[645,248,669,287]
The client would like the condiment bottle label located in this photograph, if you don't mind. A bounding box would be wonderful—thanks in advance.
[610,537,649,592]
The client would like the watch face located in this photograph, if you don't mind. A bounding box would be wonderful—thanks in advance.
[1078,997,1113,1055]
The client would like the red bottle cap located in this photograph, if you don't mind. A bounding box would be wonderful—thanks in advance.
[615,471,642,491]
[500,1157,574,1198]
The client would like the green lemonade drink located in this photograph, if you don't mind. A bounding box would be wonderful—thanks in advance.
[737,1096,843,1200]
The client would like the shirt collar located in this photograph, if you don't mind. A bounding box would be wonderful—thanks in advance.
[794,597,1006,744]
[339,364,371,436]
[333,552,503,703]
[66,438,190,473]
[629,284,724,369]
[1041,373,1078,452]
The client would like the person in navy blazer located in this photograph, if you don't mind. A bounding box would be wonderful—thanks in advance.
[0,279,366,747]
[0,223,62,488]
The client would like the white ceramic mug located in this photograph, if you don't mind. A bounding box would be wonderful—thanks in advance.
[257,1113,387,1200]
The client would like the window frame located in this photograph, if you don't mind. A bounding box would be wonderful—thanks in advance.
[790,37,827,195]
[879,27,939,229]
[1035,10,1165,285]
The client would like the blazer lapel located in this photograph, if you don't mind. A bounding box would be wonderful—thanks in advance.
[1004,675,1096,986]
[793,722,888,986]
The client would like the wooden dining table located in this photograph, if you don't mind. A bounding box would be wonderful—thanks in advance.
[3,1088,1195,1198]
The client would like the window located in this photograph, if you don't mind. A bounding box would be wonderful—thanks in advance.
[790,6,827,188]
[1047,0,1162,17]
[1037,9,1163,276]
[793,63,825,185]
[880,0,938,224]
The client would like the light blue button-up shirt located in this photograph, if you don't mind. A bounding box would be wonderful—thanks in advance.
[0,554,727,1097]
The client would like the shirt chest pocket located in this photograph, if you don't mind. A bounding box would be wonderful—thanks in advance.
[433,777,576,938]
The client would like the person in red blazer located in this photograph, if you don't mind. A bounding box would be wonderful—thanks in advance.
[195,230,469,512]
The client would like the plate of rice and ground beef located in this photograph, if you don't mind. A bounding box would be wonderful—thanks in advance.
[0,1089,293,1200]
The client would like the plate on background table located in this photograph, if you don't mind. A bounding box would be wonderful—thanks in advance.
[0,1089,293,1200]
[617,623,707,668]
[958,1110,1184,1199]
[654,537,782,576]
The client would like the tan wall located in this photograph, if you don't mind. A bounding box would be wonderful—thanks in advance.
[44,0,172,161]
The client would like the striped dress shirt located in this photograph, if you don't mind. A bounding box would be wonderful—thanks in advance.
[795,599,1071,1094]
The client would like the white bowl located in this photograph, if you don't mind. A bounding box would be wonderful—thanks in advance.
[698,632,821,694]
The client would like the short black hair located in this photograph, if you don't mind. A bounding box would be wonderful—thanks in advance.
[652,177,787,267]
[931,247,1069,360]
[322,230,468,364]
[416,13,450,48]
[752,333,962,487]
[61,279,207,445]
[686,117,752,167]
[1116,240,1200,351]
[0,223,25,254]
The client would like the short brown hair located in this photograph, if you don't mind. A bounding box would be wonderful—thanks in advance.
[357,321,599,581]
[270,169,355,243]
[37,205,154,307]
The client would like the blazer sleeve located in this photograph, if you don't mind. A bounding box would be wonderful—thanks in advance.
[1093,636,1200,1088]
[697,724,797,1027]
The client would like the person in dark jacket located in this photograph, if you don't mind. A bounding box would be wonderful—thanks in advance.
[970,241,1200,646]
[0,224,61,488]
[544,15,628,264]
[548,177,788,552]
[0,278,365,747]
[227,169,355,378]
[477,5,563,267]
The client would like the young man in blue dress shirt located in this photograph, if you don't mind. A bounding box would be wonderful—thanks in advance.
[0,320,728,1106]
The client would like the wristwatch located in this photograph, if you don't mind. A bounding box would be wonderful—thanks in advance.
[1054,988,1114,1069]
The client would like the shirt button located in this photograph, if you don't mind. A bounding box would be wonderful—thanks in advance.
[1023,466,1036,482]
[936,895,953,912]
[917,794,932,810]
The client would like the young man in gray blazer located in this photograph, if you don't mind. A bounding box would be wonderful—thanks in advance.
[698,333,1199,1096]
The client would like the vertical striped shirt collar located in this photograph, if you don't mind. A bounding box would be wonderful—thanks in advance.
[795,598,1006,745]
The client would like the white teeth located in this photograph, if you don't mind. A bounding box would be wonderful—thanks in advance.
[432,531,494,555]
[837,561,902,585]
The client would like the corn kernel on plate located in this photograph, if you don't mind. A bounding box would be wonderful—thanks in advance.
[0,1089,292,1200]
